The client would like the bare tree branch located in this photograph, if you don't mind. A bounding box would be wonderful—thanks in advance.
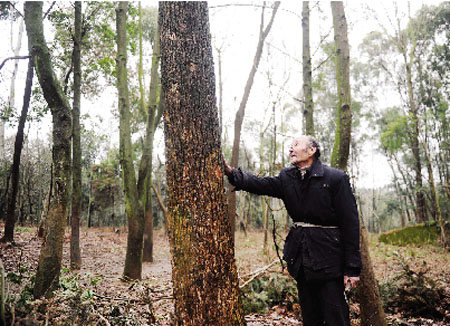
[0,56,30,72]
[43,1,56,20]
[7,1,23,18]
[209,3,300,19]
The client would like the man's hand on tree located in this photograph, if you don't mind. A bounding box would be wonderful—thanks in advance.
[223,156,233,177]
[344,275,360,289]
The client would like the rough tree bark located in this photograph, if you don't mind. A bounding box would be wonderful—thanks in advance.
[302,1,315,136]
[159,2,245,325]
[1,58,33,243]
[70,0,82,270]
[330,3,387,325]
[358,220,387,326]
[116,1,144,280]
[25,1,72,298]
[229,1,280,242]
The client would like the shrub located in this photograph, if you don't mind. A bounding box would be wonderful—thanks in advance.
[378,253,449,320]
[241,273,298,314]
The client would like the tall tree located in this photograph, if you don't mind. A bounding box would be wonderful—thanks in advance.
[159,2,245,325]
[1,58,33,243]
[330,3,387,325]
[116,1,145,280]
[1,16,25,161]
[228,1,280,241]
[137,7,163,262]
[399,10,427,222]
[330,1,351,171]
[70,0,82,270]
[302,1,314,136]
[24,1,72,298]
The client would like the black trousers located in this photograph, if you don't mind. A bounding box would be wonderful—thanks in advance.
[296,270,350,326]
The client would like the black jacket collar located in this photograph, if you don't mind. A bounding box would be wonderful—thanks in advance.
[286,159,324,178]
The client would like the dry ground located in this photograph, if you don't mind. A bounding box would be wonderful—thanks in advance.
[1,225,449,325]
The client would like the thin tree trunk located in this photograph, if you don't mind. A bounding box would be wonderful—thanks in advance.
[422,141,447,246]
[406,65,427,222]
[25,1,72,298]
[0,18,25,161]
[1,58,33,243]
[151,182,168,232]
[394,12,427,223]
[87,174,92,228]
[70,0,82,270]
[329,3,387,325]
[116,1,144,280]
[139,20,162,263]
[229,2,280,242]
[160,3,245,324]
[302,1,314,136]
[330,2,352,171]
[358,217,387,326]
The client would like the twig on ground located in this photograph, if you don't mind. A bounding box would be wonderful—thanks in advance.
[96,313,111,326]
[240,260,278,289]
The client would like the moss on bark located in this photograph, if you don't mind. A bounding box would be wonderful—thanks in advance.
[25,1,72,299]
[160,2,245,324]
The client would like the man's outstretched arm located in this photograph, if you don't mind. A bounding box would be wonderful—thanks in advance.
[223,156,284,199]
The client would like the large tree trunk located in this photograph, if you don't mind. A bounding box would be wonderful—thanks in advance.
[25,1,72,299]
[228,2,280,243]
[302,1,315,136]
[330,2,352,171]
[70,0,82,270]
[116,1,144,280]
[1,57,33,243]
[159,3,245,325]
[330,3,387,325]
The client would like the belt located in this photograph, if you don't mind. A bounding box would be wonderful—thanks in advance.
[293,221,339,229]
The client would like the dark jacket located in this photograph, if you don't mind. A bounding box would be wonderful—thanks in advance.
[228,159,362,280]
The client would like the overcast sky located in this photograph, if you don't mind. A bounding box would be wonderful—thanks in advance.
[0,1,442,189]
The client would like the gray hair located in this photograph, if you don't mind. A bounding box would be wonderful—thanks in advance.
[307,135,321,159]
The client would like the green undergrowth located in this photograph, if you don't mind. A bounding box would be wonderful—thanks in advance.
[241,273,298,314]
[377,252,450,321]
[3,268,156,325]
[378,221,449,246]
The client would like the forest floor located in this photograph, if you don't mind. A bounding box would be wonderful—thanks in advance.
[1,225,449,325]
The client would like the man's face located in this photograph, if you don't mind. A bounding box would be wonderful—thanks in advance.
[289,136,315,167]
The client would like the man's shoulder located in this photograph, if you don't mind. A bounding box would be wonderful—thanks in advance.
[280,166,297,177]
[321,163,347,179]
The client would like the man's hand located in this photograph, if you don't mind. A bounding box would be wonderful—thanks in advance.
[344,275,359,289]
[223,156,233,177]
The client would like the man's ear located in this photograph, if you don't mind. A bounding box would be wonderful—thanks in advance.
[308,146,317,157]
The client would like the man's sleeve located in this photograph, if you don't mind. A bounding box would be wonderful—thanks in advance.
[333,173,362,276]
[227,168,284,199]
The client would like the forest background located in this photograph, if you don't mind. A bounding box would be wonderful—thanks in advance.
[0,1,449,325]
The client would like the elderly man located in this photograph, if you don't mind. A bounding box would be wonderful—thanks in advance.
[224,135,361,326]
